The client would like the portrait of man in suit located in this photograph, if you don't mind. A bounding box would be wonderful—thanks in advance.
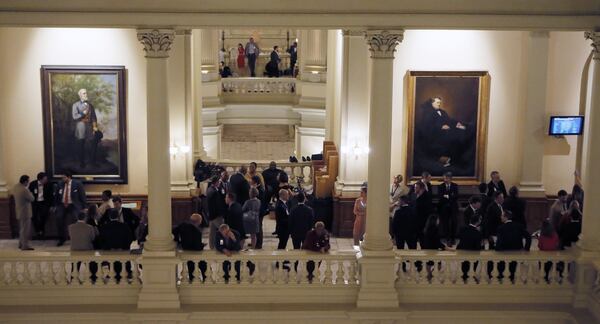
[407,71,490,182]
[41,66,128,184]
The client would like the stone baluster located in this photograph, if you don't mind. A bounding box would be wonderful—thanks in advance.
[335,261,344,285]
[204,261,214,284]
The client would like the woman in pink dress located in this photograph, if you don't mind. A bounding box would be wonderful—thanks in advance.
[353,183,368,246]
[237,43,245,72]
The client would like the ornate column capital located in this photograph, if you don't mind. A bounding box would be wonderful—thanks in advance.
[137,29,175,58]
[364,30,404,59]
[585,30,600,59]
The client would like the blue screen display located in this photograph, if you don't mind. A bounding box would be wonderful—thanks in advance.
[549,116,584,135]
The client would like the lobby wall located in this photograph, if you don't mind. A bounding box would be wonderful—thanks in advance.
[390,30,589,194]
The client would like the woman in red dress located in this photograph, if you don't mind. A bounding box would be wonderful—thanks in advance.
[237,43,245,72]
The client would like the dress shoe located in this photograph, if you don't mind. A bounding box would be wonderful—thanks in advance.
[302,156,306,162]
[57,240,65,247]
[20,247,34,251]
[289,156,294,162]
[306,156,311,161]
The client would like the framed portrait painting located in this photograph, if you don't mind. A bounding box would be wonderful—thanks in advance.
[406,71,490,184]
[41,66,128,184]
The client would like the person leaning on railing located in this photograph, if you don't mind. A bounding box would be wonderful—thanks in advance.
[302,221,330,282]
[216,224,242,282]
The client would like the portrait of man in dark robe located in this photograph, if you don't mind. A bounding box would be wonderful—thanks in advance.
[407,72,489,182]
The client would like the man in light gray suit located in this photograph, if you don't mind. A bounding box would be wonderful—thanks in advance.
[69,212,98,251]
[13,175,34,250]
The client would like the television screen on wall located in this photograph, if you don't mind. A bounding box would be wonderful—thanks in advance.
[549,116,584,135]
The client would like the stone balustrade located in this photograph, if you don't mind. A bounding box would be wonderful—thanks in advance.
[221,77,296,102]
[0,248,595,307]
[216,160,313,187]
[0,251,141,305]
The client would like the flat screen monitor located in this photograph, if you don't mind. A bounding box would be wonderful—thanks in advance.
[549,116,584,136]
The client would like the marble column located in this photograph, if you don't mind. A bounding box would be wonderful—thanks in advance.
[136,28,180,309]
[356,30,403,309]
[299,30,328,82]
[192,30,207,160]
[579,31,600,251]
[362,30,403,252]
[519,31,550,197]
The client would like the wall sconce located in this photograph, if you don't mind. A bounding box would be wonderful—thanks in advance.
[341,142,369,160]
[170,143,191,159]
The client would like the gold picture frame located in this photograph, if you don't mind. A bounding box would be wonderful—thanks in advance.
[405,71,490,185]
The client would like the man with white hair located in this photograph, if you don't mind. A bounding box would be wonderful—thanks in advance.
[72,88,98,168]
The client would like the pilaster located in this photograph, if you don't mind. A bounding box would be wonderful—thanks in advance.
[519,31,549,198]
[299,30,328,83]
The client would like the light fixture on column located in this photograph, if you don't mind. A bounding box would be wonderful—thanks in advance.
[170,143,191,159]
[341,140,369,160]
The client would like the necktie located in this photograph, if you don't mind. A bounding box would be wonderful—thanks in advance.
[63,182,70,205]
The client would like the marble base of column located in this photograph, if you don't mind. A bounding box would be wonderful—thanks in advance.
[356,250,400,308]
[518,181,546,198]
[137,251,181,309]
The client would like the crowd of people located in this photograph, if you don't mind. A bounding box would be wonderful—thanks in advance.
[11,171,147,251]
[11,164,583,261]
[11,161,329,259]
[220,37,298,78]
[357,170,584,254]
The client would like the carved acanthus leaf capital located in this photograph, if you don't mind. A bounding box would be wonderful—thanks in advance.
[137,29,175,58]
[585,31,600,59]
[364,30,404,59]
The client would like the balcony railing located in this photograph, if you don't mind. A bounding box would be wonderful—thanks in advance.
[395,250,577,304]
[221,78,296,103]
[0,248,596,309]
[0,251,141,305]
[216,160,313,188]
[178,250,359,304]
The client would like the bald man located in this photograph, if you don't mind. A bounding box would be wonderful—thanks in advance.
[172,213,205,251]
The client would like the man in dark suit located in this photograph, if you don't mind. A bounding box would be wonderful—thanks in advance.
[503,186,527,226]
[172,213,205,251]
[28,172,54,239]
[457,214,484,251]
[496,211,531,251]
[216,224,243,282]
[416,97,470,170]
[478,182,492,214]
[438,172,459,245]
[262,161,282,203]
[55,171,87,246]
[225,192,246,243]
[457,214,483,281]
[559,210,581,248]
[99,209,133,250]
[495,211,531,282]
[392,195,417,249]
[463,196,482,228]
[487,171,508,198]
[287,41,298,74]
[173,213,207,281]
[275,189,291,249]
[413,181,432,246]
[229,166,250,205]
[483,191,504,249]
[101,196,139,239]
[289,192,314,249]
[267,45,281,77]
[206,176,227,249]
